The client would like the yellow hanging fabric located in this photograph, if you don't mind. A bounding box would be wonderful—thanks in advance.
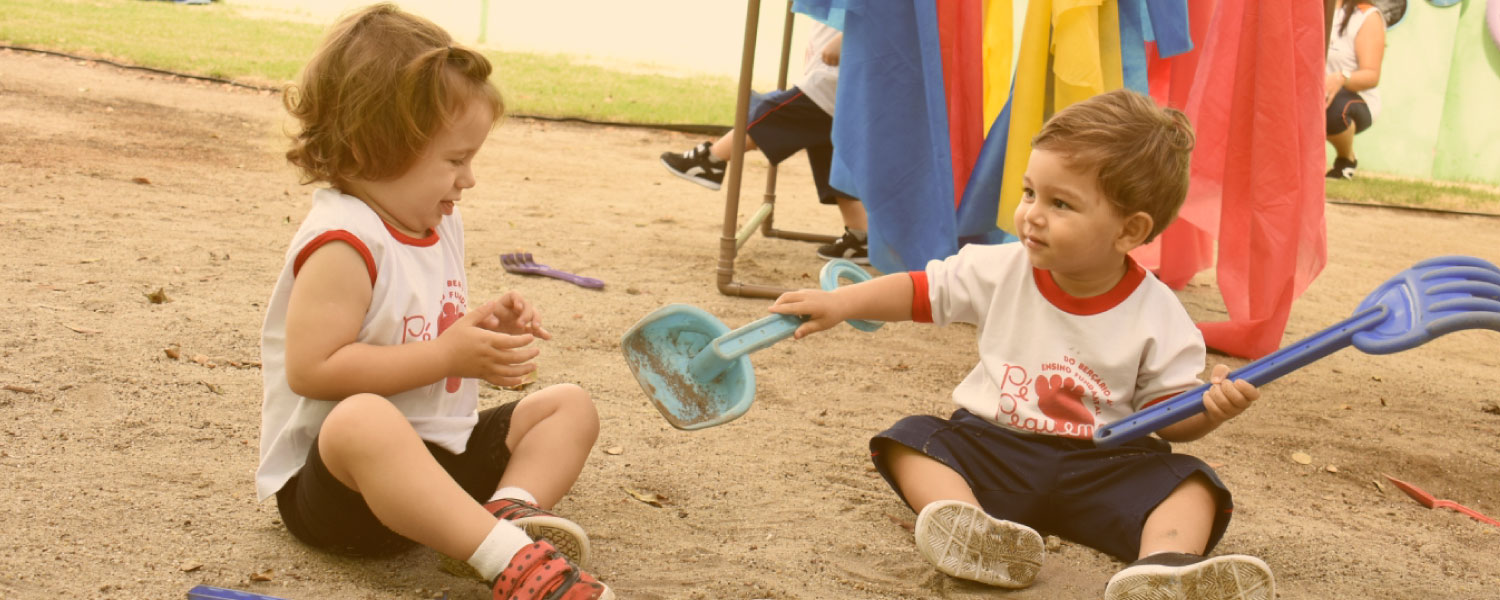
[996,0,1052,233]
[1051,0,1104,110]
[1099,0,1124,93]
[981,0,1013,136]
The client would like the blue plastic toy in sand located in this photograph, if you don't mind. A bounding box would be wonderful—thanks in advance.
[187,586,289,600]
[1094,255,1500,447]
[622,259,881,430]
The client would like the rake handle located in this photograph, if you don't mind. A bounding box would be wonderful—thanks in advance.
[533,268,605,289]
[1093,305,1389,447]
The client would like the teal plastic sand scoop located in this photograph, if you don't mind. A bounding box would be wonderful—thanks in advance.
[621,259,881,430]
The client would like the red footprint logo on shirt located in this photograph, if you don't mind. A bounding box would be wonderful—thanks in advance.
[1034,374,1094,430]
[437,301,463,393]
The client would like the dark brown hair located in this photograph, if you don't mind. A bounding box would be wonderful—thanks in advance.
[283,3,504,189]
[1031,89,1194,242]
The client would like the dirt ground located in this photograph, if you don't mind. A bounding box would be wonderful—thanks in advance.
[2,48,1499,600]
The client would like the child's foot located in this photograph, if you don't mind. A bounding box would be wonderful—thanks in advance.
[914,499,1044,588]
[1325,156,1357,180]
[816,227,870,265]
[1103,552,1275,600]
[491,541,613,600]
[659,141,726,190]
[485,498,591,567]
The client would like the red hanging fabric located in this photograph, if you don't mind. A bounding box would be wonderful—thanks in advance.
[1189,0,1328,358]
[937,0,985,208]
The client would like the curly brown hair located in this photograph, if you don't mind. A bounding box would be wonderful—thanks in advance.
[283,3,504,189]
[1031,89,1194,243]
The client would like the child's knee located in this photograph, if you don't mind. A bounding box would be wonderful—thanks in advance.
[528,384,600,434]
[321,393,405,442]
[1166,472,1220,510]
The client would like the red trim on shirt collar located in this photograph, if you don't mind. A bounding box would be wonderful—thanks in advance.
[908,270,933,323]
[1032,257,1146,315]
[383,221,440,247]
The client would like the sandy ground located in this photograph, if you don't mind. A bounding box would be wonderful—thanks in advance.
[3,48,1500,600]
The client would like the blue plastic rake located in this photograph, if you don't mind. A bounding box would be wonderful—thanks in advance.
[1094,255,1500,447]
[621,259,882,430]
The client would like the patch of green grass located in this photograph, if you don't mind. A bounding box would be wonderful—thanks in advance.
[0,0,737,126]
[1326,176,1500,215]
[0,0,317,82]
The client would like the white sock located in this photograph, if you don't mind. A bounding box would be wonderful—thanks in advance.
[847,228,867,241]
[467,521,533,581]
[488,486,537,506]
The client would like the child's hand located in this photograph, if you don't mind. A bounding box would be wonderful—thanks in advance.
[1202,364,1259,425]
[481,291,552,340]
[440,301,541,387]
[768,289,844,339]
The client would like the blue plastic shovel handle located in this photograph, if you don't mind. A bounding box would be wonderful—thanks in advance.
[1092,305,1389,447]
[684,259,881,383]
[687,313,802,382]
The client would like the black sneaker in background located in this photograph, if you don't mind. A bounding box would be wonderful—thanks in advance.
[660,141,726,190]
[1325,156,1357,180]
[817,227,870,265]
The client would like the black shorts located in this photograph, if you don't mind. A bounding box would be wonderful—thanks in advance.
[746,86,855,205]
[871,409,1233,562]
[274,402,519,556]
[1326,88,1373,135]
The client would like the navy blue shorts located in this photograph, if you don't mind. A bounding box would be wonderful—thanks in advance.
[871,409,1233,562]
[1326,88,1372,135]
[746,86,854,205]
[275,401,518,556]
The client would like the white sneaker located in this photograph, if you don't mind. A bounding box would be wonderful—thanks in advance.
[1104,552,1275,600]
[913,499,1044,588]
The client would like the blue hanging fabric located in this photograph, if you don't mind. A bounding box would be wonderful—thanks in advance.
[955,78,1015,240]
[1144,0,1193,57]
[1119,0,1151,93]
[792,0,848,31]
[825,0,959,273]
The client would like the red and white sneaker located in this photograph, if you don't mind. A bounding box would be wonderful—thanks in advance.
[490,541,613,600]
[485,498,591,566]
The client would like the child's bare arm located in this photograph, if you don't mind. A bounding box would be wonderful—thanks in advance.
[768,272,914,339]
[1155,364,1261,442]
[283,242,538,400]
[821,33,844,66]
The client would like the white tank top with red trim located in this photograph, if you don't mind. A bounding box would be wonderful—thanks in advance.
[256,188,477,501]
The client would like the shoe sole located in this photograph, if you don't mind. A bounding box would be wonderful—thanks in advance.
[660,157,722,191]
[1104,554,1275,600]
[816,250,869,265]
[511,515,591,567]
[913,500,1044,588]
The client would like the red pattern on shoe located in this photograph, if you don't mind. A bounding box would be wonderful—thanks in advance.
[484,498,591,566]
[490,541,612,600]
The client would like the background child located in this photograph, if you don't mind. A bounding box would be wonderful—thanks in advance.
[769,89,1273,599]
[257,5,611,599]
[658,21,871,264]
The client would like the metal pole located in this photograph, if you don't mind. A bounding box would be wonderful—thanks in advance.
[716,0,762,295]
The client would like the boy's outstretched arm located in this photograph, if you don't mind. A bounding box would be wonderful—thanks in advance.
[283,242,539,401]
[1155,364,1261,442]
[768,272,915,339]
